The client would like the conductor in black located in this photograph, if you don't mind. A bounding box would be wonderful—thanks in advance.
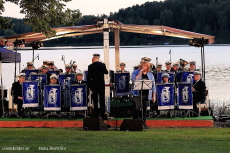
[88,53,108,118]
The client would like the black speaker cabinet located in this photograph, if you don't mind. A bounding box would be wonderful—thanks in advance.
[120,119,143,131]
[83,117,107,131]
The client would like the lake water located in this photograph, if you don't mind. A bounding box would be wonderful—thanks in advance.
[2,45,230,102]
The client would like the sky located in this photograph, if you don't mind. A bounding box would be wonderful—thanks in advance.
[1,0,161,19]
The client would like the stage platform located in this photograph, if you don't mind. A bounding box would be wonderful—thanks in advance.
[0,116,213,128]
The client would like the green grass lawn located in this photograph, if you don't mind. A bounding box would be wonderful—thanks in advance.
[0,128,230,153]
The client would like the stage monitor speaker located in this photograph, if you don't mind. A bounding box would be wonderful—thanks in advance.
[83,117,107,131]
[120,119,143,131]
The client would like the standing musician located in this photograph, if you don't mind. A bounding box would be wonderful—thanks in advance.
[11,73,25,117]
[192,71,206,116]
[131,61,156,126]
[87,53,108,119]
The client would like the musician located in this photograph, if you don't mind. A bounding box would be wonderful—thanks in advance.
[49,74,58,85]
[71,64,79,74]
[74,72,87,85]
[87,53,108,119]
[188,60,199,71]
[192,71,206,115]
[162,73,170,84]
[11,73,25,117]
[64,64,74,75]
[153,63,163,82]
[21,62,36,73]
[47,61,59,71]
[37,60,49,70]
[131,61,156,126]
[164,61,173,72]
[39,65,51,84]
[116,62,129,73]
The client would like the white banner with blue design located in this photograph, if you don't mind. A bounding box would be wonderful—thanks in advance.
[44,85,61,111]
[58,74,75,89]
[70,84,87,111]
[181,71,194,83]
[30,74,47,88]
[177,83,193,109]
[157,83,174,110]
[24,70,39,80]
[22,81,39,107]
[114,73,130,95]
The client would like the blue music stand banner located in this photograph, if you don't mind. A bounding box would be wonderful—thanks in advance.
[176,71,182,82]
[70,84,87,111]
[168,72,175,83]
[157,83,174,110]
[30,74,47,88]
[178,83,193,109]
[181,71,194,83]
[22,81,39,107]
[48,70,60,75]
[114,73,130,95]
[44,85,61,111]
[58,74,75,89]
[24,70,39,80]
[157,72,163,84]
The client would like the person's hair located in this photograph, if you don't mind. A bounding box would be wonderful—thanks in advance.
[141,62,151,72]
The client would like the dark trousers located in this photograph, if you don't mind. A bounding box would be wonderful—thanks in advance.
[92,88,105,117]
[17,100,23,116]
[133,95,149,121]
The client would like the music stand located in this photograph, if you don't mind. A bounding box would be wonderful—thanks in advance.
[22,81,39,118]
[133,80,152,128]
[114,73,130,130]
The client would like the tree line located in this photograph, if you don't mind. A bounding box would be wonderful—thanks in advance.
[1,0,230,46]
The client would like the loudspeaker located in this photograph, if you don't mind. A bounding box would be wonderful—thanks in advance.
[120,119,143,131]
[83,117,107,131]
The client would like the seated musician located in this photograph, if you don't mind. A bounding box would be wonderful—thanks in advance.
[131,61,156,126]
[116,62,129,73]
[11,73,25,117]
[164,61,173,72]
[64,64,74,74]
[153,63,163,82]
[192,71,206,115]
[47,61,59,71]
[74,72,87,85]
[21,62,36,73]
[188,60,199,72]
[162,73,170,84]
[39,65,51,84]
[49,74,58,85]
